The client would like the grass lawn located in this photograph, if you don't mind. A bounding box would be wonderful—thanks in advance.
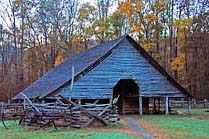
[0,121,141,139]
[1,108,209,139]
[140,108,209,139]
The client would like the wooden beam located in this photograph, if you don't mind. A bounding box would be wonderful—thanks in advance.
[20,92,40,113]
[165,96,169,115]
[70,66,75,101]
[59,95,109,125]
[139,96,143,115]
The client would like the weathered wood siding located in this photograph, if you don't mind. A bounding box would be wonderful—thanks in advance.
[58,39,185,99]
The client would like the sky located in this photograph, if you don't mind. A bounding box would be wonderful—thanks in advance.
[0,0,117,30]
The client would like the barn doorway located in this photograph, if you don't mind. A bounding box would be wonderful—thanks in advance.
[113,79,140,114]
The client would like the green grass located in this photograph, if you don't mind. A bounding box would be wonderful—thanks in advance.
[141,109,209,139]
[0,121,140,139]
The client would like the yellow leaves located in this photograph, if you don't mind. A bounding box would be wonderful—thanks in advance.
[54,55,63,67]
[171,53,185,71]
[176,32,185,47]
[144,14,158,22]
[171,18,193,30]
[171,53,186,81]
[171,18,193,48]
[143,42,156,52]
[99,25,106,32]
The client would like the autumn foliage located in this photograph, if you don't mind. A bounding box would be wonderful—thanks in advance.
[0,0,208,100]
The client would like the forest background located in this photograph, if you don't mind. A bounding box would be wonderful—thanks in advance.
[0,0,208,101]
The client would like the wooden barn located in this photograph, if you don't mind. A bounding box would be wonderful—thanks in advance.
[13,35,192,115]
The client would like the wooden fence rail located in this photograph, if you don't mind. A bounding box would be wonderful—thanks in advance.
[0,99,119,129]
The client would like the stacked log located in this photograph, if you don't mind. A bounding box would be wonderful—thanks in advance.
[2,101,119,129]
[109,105,119,123]
[70,107,81,128]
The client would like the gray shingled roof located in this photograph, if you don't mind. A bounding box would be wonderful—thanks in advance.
[13,35,192,100]
[13,36,126,99]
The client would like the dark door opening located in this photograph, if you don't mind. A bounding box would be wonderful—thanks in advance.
[113,79,140,114]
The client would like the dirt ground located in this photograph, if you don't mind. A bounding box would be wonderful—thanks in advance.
[139,119,171,139]
[120,115,170,139]
[93,118,142,138]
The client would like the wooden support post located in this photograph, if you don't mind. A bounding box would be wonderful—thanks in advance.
[204,99,207,108]
[158,98,160,111]
[139,96,143,115]
[165,96,169,115]
[70,66,75,101]
[23,98,25,108]
[188,97,191,113]
[181,98,184,108]
[153,97,156,112]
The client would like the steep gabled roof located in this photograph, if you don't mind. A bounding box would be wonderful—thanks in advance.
[13,35,126,99]
[125,35,192,97]
[13,35,192,100]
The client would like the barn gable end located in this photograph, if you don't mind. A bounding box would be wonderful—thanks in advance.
[56,38,187,99]
[13,35,193,115]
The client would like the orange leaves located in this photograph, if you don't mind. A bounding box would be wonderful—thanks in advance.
[131,23,141,33]
[119,2,134,15]
[151,1,166,13]
[144,14,158,22]
[119,0,144,16]
[54,55,63,66]
[72,35,81,43]
[129,0,143,10]
[119,0,144,18]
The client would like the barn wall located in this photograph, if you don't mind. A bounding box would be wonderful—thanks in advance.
[57,38,185,99]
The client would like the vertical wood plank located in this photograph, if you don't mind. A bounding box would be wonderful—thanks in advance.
[139,96,143,115]
[165,96,169,115]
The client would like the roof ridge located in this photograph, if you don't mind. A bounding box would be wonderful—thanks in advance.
[40,35,127,99]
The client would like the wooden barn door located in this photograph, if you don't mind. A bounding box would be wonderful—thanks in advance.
[113,79,140,114]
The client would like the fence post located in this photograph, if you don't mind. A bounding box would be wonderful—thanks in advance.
[204,99,207,108]
[193,99,196,108]
[188,97,191,113]
[139,96,143,115]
